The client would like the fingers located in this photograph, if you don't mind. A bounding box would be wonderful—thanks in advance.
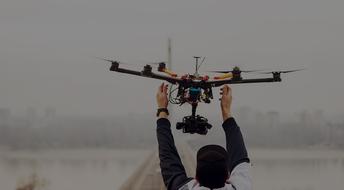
[225,85,231,95]
[159,82,164,93]
[158,82,169,95]
[227,85,232,97]
[223,85,229,95]
[163,84,168,94]
[220,85,231,96]
[220,85,228,95]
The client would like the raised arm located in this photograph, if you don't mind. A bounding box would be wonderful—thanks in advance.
[222,117,249,172]
[220,85,251,190]
[220,85,250,171]
[156,83,190,190]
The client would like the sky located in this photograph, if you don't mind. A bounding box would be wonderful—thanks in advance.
[1,0,344,117]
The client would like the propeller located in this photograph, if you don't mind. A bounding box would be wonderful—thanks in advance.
[259,69,305,74]
[208,69,261,73]
[95,57,128,65]
[96,57,164,66]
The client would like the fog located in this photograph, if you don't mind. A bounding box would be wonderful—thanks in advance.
[1,0,344,117]
[1,111,344,189]
[1,111,344,150]
[1,0,344,190]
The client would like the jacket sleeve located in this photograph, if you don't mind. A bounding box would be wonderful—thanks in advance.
[222,117,250,172]
[156,118,191,190]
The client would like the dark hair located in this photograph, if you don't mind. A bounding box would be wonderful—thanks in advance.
[196,162,228,188]
[196,145,229,189]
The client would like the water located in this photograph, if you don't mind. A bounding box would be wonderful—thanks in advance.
[0,148,343,190]
[0,149,151,190]
[250,148,344,190]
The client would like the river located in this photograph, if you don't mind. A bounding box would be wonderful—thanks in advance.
[0,148,343,190]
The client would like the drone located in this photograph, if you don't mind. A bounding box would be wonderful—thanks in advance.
[99,56,303,135]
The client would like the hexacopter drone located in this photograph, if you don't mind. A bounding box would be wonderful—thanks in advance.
[99,56,302,135]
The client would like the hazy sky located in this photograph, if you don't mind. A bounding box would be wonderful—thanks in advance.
[1,0,344,117]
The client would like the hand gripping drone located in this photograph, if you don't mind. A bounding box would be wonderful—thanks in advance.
[99,56,302,135]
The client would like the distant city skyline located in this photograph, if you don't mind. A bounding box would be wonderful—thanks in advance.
[1,106,343,149]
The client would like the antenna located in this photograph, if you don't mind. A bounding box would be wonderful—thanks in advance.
[167,38,172,70]
[167,38,174,118]
[197,56,206,70]
[194,56,202,77]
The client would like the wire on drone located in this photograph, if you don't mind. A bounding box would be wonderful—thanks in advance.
[168,84,180,104]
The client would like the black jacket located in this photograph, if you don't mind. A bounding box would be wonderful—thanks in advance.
[156,117,250,190]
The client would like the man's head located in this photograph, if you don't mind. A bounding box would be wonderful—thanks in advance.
[196,145,229,189]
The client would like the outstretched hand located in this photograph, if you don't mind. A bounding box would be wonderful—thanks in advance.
[156,82,169,109]
[220,85,232,121]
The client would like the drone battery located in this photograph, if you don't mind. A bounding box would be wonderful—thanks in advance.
[189,87,201,102]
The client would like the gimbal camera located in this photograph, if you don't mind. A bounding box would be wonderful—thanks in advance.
[175,86,213,135]
[176,114,212,135]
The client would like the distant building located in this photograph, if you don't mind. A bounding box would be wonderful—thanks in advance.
[37,106,57,128]
[44,106,56,120]
[0,108,11,144]
[298,110,312,128]
[0,108,11,126]
[313,110,326,129]
[237,106,253,125]
[254,111,267,128]
[26,107,37,128]
[266,111,280,128]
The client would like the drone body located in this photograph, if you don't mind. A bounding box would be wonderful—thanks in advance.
[101,57,301,135]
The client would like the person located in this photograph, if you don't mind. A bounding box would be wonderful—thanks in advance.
[156,83,251,190]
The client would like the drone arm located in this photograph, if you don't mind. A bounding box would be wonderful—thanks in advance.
[114,67,142,76]
[213,73,233,80]
[162,68,178,77]
[207,78,277,87]
[150,72,181,84]
[110,67,181,84]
